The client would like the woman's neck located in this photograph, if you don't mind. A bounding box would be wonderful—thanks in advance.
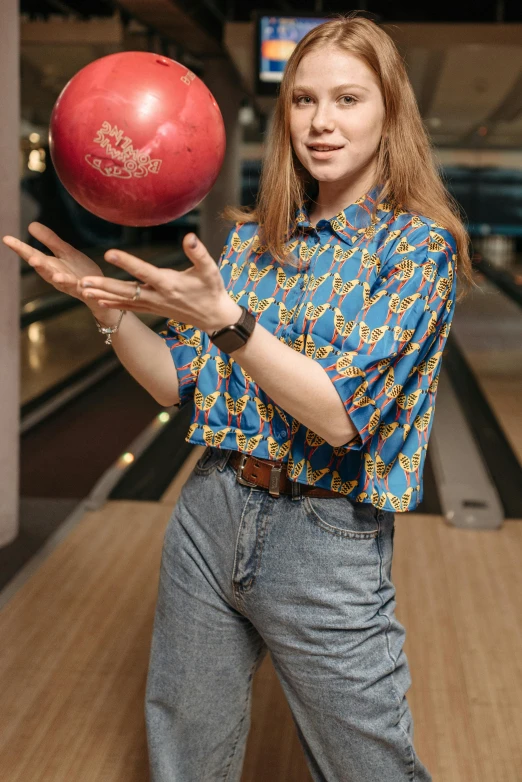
[308,174,376,226]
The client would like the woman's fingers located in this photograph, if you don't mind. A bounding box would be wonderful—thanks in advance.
[3,235,83,296]
[27,222,80,261]
[83,288,136,305]
[80,276,149,301]
[182,233,215,276]
[4,229,100,285]
[2,235,48,265]
[82,280,164,314]
[3,231,106,305]
[2,236,66,282]
[103,249,163,288]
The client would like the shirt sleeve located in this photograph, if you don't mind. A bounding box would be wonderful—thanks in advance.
[158,319,204,407]
[313,219,458,449]
[157,227,236,406]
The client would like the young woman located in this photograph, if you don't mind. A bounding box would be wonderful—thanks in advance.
[4,14,471,782]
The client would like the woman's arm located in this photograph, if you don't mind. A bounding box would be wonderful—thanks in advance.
[81,235,357,444]
[201,299,357,448]
[94,307,180,407]
[99,289,352,443]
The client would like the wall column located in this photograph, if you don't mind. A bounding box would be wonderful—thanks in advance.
[199,57,243,261]
[0,0,20,546]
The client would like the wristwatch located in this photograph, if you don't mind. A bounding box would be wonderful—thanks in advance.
[209,305,256,353]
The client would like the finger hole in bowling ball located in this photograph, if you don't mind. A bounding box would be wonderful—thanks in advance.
[156,59,170,67]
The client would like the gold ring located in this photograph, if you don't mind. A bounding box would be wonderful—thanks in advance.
[132,282,141,301]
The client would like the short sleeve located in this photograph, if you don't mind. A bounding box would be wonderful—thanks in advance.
[158,320,204,407]
[158,227,237,406]
[313,220,458,449]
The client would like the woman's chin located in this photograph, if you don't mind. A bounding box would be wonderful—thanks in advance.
[312,168,352,183]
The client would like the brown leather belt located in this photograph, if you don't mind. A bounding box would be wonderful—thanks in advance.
[228,451,342,499]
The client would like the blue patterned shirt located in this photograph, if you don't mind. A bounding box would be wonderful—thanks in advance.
[159,187,458,512]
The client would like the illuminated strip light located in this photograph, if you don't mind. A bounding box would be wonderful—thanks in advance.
[86,408,176,511]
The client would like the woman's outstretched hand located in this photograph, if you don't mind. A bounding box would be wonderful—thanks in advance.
[3,225,241,333]
[75,232,241,334]
[2,221,107,313]
[2,222,119,325]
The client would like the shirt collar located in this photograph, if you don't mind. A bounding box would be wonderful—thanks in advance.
[295,185,383,239]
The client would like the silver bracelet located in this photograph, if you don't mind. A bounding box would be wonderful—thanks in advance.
[93,309,126,345]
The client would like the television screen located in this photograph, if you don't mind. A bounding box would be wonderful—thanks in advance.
[258,15,329,86]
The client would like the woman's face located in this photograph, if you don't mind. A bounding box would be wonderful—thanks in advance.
[289,46,386,188]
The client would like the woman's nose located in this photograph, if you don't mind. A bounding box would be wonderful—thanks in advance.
[310,104,336,133]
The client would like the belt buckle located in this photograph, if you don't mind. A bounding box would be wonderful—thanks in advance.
[268,464,282,498]
[235,453,259,488]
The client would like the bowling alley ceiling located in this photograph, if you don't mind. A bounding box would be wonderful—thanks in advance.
[19,0,522,149]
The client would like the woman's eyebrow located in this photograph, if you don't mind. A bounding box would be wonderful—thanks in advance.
[293,83,370,93]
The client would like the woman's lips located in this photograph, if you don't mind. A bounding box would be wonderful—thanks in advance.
[307,145,344,159]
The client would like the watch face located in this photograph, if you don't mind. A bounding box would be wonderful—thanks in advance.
[213,325,247,354]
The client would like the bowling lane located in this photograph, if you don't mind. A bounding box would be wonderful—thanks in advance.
[20,364,165,499]
[450,271,522,465]
[21,305,160,406]
[21,243,190,407]
[18,240,197,501]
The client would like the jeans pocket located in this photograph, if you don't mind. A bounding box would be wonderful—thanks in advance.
[193,446,231,476]
[303,496,380,539]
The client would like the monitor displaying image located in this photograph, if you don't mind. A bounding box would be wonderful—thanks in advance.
[258,15,329,86]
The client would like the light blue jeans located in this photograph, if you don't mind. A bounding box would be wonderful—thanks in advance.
[145,447,432,782]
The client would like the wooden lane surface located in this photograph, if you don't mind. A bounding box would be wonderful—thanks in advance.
[21,309,160,406]
[0,447,521,780]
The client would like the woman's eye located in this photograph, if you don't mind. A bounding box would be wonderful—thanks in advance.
[293,95,356,106]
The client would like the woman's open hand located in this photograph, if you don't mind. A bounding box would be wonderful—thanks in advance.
[78,233,241,334]
[2,222,105,306]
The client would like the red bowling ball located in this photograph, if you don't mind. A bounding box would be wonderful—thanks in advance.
[49,51,226,226]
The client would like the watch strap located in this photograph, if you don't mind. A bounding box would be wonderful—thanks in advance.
[209,305,256,349]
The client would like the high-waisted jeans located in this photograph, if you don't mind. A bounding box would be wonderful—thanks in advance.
[145,447,432,782]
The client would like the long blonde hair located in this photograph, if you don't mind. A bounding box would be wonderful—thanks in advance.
[224,13,472,298]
